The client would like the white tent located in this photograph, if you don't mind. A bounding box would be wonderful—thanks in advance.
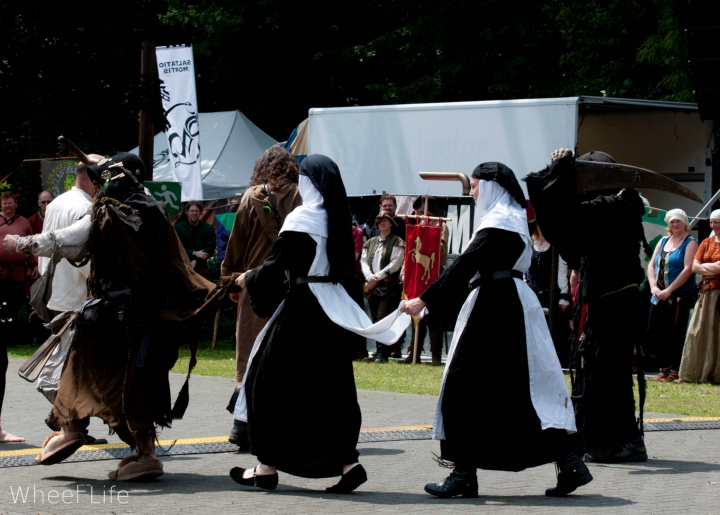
[130,110,277,200]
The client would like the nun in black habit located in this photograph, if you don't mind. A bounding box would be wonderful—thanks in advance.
[402,163,591,498]
[231,155,409,493]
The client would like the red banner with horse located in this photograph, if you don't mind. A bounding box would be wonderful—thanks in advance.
[403,218,443,299]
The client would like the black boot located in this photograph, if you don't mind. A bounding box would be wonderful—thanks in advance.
[607,437,648,463]
[585,436,647,464]
[229,420,250,451]
[424,465,478,498]
[546,452,593,497]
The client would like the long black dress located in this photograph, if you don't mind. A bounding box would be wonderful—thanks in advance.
[244,231,361,478]
[421,227,570,472]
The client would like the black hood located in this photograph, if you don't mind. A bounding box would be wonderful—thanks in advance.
[472,162,528,208]
[299,154,355,283]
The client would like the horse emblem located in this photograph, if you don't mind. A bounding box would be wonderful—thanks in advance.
[411,236,436,285]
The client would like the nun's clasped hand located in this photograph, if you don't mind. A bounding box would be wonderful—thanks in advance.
[401,298,427,317]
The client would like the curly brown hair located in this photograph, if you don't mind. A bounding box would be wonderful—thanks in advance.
[0,191,17,203]
[250,147,299,190]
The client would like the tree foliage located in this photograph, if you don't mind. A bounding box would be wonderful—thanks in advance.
[0,0,695,204]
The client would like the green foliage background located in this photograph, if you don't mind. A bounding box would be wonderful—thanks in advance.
[0,0,697,212]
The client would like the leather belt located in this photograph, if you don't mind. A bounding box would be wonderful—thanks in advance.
[468,270,523,290]
[293,276,333,285]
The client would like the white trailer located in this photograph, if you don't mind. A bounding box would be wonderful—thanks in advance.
[308,97,714,251]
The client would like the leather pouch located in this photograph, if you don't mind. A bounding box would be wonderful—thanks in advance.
[106,288,132,321]
[76,298,103,325]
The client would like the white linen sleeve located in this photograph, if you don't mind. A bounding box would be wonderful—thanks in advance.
[558,256,569,293]
[377,246,404,280]
[360,247,373,281]
[558,256,570,306]
[16,214,91,261]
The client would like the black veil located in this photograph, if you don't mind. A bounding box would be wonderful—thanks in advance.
[299,155,355,283]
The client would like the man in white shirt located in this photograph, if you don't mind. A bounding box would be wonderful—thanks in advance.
[4,158,105,444]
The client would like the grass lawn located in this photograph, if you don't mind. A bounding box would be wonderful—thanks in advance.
[8,325,720,417]
[168,339,720,417]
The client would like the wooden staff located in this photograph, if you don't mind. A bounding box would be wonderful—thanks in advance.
[412,316,421,365]
[56,136,98,165]
[211,305,222,350]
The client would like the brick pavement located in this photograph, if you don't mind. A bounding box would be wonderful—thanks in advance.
[1,358,719,514]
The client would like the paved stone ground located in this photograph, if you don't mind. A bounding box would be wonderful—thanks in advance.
[1,358,719,514]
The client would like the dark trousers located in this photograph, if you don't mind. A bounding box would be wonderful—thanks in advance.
[369,289,402,356]
[408,315,443,357]
[0,279,26,343]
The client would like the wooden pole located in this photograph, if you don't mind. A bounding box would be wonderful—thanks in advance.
[412,317,420,364]
[23,156,78,163]
[410,196,430,365]
[139,38,156,181]
[211,306,222,350]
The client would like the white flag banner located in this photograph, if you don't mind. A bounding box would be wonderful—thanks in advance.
[156,45,203,201]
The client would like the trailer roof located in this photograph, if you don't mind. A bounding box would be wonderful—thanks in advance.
[579,96,699,112]
[308,96,699,116]
[309,97,579,115]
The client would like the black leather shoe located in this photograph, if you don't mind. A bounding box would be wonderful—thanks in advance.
[586,439,647,464]
[609,439,648,463]
[229,420,250,451]
[230,466,278,490]
[424,472,478,498]
[546,454,593,497]
[326,464,367,493]
[374,354,388,363]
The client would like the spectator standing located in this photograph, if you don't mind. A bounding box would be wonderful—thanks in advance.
[647,209,698,382]
[370,194,406,239]
[0,192,34,338]
[0,191,32,443]
[362,211,405,362]
[27,190,53,342]
[28,191,53,235]
[369,194,406,357]
[175,202,216,278]
[678,209,720,384]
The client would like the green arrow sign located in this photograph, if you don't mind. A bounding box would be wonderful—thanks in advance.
[145,181,182,215]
